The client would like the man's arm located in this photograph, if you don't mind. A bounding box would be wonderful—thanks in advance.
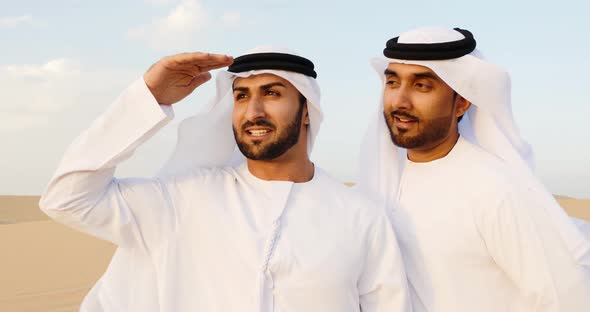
[40,52,233,251]
[358,212,412,312]
[477,189,590,311]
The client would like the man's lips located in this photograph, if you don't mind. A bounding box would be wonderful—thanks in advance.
[244,127,273,139]
[392,114,418,130]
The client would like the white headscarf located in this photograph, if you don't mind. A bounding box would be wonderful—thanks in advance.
[160,46,323,175]
[357,27,590,267]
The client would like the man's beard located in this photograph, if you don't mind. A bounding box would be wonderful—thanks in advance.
[233,104,304,160]
[384,110,453,149]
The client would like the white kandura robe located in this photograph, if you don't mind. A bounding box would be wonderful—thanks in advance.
[39,78,410,312]
[392,137,590,312]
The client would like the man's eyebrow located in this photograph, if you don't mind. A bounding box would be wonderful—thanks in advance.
[384,69,397,77]
[384,69,439,81]
[232,82,286,92]
[232,86,249,92]
[260,82,286,90]
[413,72,438,80]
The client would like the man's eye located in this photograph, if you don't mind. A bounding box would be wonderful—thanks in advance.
[386,80,399,86]
[415,83,432,90]
[235,93,247,100]
[266,90,279,96]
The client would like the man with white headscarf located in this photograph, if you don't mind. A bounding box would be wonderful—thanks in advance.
[40,48,410,311]
[358,27,590,311]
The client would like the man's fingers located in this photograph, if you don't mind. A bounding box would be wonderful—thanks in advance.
[189,72,212,89]
[196,63,234,73]
[171,52,233,67]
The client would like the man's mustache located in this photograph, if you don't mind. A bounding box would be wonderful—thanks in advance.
[391,110,419,121]
[241,119,276,130]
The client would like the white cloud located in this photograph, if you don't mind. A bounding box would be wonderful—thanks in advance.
[127,0,208,49]
[3,58,80,79]
[1,59,82,114]
[221,11,241,28]
[0,59,136,131]
[128,0,244,49]
[0,15,33,28]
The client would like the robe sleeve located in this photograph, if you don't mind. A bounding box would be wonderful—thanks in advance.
[358,212,412,312]
[476,189,590,311]
[39,77,176,252]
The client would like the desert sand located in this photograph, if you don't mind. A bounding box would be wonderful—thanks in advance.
[1,196,115,312]
[1,195,588,311]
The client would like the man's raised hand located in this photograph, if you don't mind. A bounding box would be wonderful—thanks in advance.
[143,52,233,105]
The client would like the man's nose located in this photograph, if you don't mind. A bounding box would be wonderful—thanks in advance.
[244,96,265,121]
[386,85,413,111]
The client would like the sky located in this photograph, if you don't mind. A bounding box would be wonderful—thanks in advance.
[1,0,589,198]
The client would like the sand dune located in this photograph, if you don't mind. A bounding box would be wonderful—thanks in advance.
[1,195,588,311]
[555,195,590,221]
[1,196,115,312]
[0,196,48,224]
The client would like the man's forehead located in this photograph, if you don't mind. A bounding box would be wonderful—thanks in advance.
[233,73,292,89]
[386,62,437,76]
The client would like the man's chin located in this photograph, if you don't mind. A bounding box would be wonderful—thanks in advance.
[240,140,268,150]
[391,133,421,149]
[237,143,271,160]
[242,151,277,161]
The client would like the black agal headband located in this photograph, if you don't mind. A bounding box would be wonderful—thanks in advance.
[383,28,476,60]
[228,52,317,78]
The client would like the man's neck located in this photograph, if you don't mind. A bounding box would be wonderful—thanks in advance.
[407,131,460,163]
[246,156,314,183]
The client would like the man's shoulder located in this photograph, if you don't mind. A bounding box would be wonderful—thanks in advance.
[157,166,238,185]
[315,167,384,217]
[315,167,363,196]
[455,140,516,190]
[453,142,533,212]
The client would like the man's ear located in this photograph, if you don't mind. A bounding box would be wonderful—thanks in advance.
[455,94,471,118]
[303,105,310,125]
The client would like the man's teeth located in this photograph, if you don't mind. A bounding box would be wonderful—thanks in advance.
[249,130,270,136]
